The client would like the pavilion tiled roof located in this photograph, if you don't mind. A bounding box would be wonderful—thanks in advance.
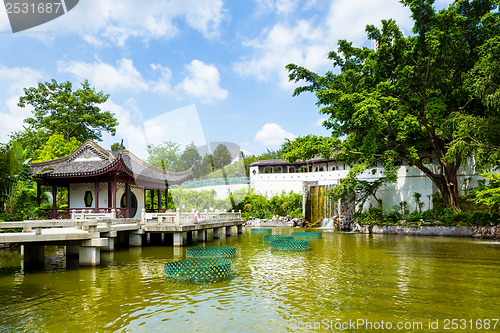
[30,140,192,185]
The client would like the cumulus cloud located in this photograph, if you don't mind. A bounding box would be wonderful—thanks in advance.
[234,0,416,88]
[13,0,226,46]
[255,0,299,15]
[101,102,206,159]
[177,60,228,103]
[58,58,228,103]
[58,58,149,93]
[254,123,296,147]
[234,20,328,89]
[0,66,45,142]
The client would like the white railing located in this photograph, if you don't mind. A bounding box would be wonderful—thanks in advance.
[72,209,113,220]
[142,208,242,226]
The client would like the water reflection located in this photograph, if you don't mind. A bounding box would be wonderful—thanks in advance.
[0,231,499,332]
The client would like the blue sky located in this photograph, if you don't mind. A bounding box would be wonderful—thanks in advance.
[0,0,453,159]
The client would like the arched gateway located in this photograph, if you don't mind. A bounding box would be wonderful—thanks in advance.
[30,140,191,219]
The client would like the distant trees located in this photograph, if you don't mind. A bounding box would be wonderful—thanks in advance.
[212,144,232,170]
[146,141,181,170]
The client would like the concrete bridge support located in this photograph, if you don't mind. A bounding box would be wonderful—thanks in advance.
[237,225,243,234]
[173,232,184,247]
[213,227,220,239]
[129,230,145,247]
[191,231,198,244]
[79,238,108,266]
[226,226,233,237]
[66,245,80,256]
[79,246,100,266]
[23,244,45,270]
[198,229,207,242]
[102,230,117,251]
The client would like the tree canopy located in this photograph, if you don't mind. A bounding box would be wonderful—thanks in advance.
[18,79,118,142]
[212,144,232,170]
[146,141,181,171]
[285,0,500,211]
[34,133,81,162]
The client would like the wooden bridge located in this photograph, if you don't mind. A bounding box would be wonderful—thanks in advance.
[0,209,245,268]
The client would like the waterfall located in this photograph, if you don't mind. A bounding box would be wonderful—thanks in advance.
[318,217,335,229]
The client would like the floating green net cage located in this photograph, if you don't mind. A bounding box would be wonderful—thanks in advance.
[271,239,309,252]
[186,246,237,259]
[251,228,272,234]
[164,258,231,284]
[263,235,293,243]
[292,232,323,239]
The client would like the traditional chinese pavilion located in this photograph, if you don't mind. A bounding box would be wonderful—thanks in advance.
[30,140,191,219]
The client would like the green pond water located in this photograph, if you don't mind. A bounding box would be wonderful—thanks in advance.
[0,229,499,332]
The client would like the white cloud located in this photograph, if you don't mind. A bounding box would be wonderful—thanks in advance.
[58,58,228,103]
[255,0,299,15]
[21,0,227,46]
[254,123,296,147]
[0,66,45,142]
[101,103,207,160]
[326,0,413,45]
[234,20,329,89]
[58,58,149,93]
[234,0,415,89]
[177,60,228,103]
[313,117,328,128]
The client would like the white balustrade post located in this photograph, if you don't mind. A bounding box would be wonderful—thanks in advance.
[141,208,146,225]
[176,208,181,226]
[111,209,116,219]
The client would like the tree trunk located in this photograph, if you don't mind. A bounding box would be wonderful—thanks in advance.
[425,163,461,212]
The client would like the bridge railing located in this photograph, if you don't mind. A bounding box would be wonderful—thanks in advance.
[142,209,242,226]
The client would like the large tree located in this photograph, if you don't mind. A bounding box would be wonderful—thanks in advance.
[179,143,203,178]
[212,144,232,170]
[18,79,118,142]
[146,141,181,170]
[285,0,500,212]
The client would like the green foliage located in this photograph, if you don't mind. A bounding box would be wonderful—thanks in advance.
[235,189,302,219]
[413,192,425,213]
[242,148,282,176]
[110,142,125,152]
[18,79,117,142]
[146,141,181,170]
[355,203,500,227]
[282,135,340,162]
[212,144,232,170]
[179,143,203,178]
[468,173,500,212]
[9,127,49,159]
[286,0,500,212]
[34,133,81,162]
[325,163,392,212]
[1,141,32,214]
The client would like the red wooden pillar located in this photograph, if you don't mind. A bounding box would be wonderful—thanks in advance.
[107,182,112,208]
[126,183,131,218]
[165,187,169,210]
[157,189,161,212]
[111,178,117,212]
[36,183,41,207]
[94,180,99,213]
[151,190,155,211]
[51,184,57,219]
